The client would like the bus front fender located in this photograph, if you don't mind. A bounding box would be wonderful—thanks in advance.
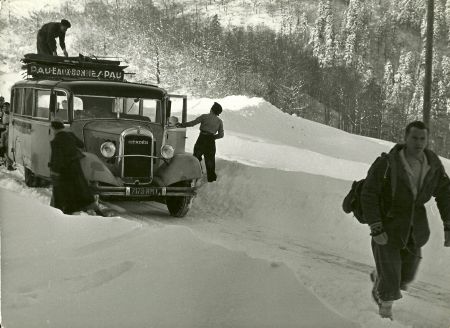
[80,152,123,187]
[153,154,202,186]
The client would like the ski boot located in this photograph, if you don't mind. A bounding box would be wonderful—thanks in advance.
[379,301,393,320]
[370,270,394,320]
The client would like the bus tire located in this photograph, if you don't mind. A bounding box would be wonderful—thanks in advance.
[166,181,194,217]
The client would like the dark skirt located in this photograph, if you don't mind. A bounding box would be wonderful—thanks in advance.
[52,160,95,214]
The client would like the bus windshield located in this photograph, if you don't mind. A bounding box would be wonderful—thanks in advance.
[73,95,161,123]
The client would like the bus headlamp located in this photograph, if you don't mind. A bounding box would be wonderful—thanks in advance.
[100,141,116,158]
[161,145,174,159]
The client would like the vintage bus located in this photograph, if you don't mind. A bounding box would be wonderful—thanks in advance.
[7,54,202,217]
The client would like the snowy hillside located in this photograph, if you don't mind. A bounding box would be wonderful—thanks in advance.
[0,0,81,17]
[1,96,450,327]
[1,0,316,30]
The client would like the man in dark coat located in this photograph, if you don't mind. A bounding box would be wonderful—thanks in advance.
[49,121,97,214]
[0,102,13,170]
[37,19,71,57]
[178,102,224,182]
[361,121,450,320]
[0,96,5,132]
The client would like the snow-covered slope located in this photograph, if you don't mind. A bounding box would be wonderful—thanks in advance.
[1,95,450,328]
[184,96,391,181]
[184,96,450,279]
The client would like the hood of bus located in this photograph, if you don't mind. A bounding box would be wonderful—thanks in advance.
[71,119,160,137]
[70,119,164,177]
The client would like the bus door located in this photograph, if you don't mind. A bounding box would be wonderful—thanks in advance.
[10,88,33,168]
[32,89,70,177]
[30,89,53,177]
[7,88,21,163]
[165,95,187,154]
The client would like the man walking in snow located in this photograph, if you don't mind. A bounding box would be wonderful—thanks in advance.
[178,102,224,182]
[37,19,71,57]
[361,121,450,320]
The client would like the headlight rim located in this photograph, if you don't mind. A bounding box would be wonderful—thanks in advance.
[100,141,116,158]
[161,144,175,159]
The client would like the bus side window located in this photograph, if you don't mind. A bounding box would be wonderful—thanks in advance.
[34,90,51,119]
[142,99,159,122]
[13,88,24,115]
[55,91,69,122]
[23,89,33,117]
[167,98,183,125]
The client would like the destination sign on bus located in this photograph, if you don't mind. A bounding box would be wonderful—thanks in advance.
[27,63,124,81]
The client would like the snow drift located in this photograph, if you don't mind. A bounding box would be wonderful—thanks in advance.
[1,95,450,328]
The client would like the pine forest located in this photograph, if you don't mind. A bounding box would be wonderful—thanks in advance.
[1,0,450,156]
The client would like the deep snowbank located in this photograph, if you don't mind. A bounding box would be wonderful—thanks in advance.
[187,96,390,164]
[1,188,359,328]
[184,96,450,284]
[192,159,450,285]
[186,95,450,171]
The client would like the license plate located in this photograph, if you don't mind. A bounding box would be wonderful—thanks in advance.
[130,187,159,196]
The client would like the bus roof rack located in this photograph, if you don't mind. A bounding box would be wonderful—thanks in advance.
[21,53,128,82]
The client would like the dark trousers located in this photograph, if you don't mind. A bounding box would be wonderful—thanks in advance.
[372,234,421,301]
[37,33,53,55]
[0,128,5,157]
[193,133,217,182]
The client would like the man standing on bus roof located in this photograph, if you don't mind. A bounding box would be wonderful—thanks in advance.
[37,19,71,57]
[178,102,224,182]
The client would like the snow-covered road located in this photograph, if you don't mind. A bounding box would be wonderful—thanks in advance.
[104,159,450,328]
[2,96,450,328]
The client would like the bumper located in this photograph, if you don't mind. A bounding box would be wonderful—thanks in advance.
[93,185,197,197]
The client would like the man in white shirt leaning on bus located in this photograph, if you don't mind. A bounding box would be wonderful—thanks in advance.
[178,102,224,182]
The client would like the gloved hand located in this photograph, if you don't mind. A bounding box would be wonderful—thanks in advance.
[370,222,388,245]
[444,222,450,247]
[175,122,184,128]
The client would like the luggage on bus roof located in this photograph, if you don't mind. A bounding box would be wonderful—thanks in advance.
[22,53,127,69]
